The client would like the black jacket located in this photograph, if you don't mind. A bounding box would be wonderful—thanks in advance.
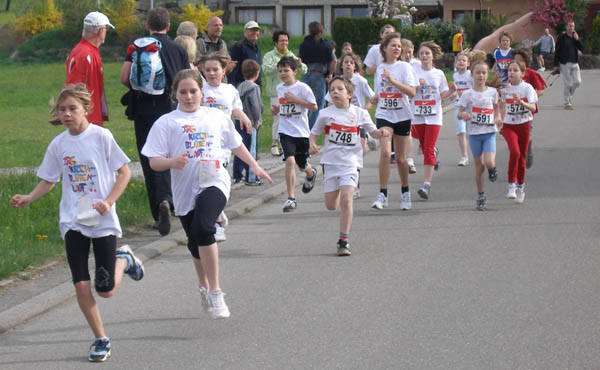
[554,32,583,65]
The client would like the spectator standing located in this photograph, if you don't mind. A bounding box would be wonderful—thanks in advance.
[262,30,307,156]
[554,21,583,110]
[120,7,189,236]
[298,21,335,129]
[533,27,555,72]
[196,16,235,73]
[228,21,262,87]
[177,21,198,40]
[65,12,114,127]
[452,27,464,55]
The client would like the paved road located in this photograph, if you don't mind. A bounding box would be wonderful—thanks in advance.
[1,71,599,370]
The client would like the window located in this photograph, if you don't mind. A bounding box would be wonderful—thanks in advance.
[283,6,323,36]
[332,5,369,22]
[236,7,275,25]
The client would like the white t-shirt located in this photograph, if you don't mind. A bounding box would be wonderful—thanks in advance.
[409,58,421,69]
[311,105,376,168]
[364,44,383,70]
[324,73,375,109]
[411,65,449,126]
[453,70,473,102]
[202,83,242,116]
[374,61,418,123]
[276,80,316,138]
[37,124,130,239]
[501,81,538,124]
[141,107,243,216]
[458,87,499,136]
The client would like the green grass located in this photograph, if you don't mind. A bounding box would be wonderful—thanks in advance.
[0,173,150,280]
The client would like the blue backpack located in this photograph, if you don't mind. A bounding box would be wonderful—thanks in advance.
[127,37,166,95]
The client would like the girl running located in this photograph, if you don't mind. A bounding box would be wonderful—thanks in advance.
[310,77,388,256]
[457,60,502,210]
[369,32,418,210]
[400,38,420,175]
[10,84,142,362]
[453,52,473,166]
[500,60,538,203]
[412,41,457,200]
[141,69,273,319]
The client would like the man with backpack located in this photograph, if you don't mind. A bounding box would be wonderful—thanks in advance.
[120,7,189,236]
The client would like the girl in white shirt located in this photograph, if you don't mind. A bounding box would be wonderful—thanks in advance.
[369,32,418,211]
[453,52,473,166]
[412,41,457,200]
[457,60,503,210]
[10,84,140,362]
[142,70,273,319]
[400,38,420,174]
[499,60,538,203]
[310,77,388,256]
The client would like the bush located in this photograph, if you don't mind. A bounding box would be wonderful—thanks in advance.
[585,16,600,55]
[104,0,143,47]
[401,23,438,50]
[431,21,462,52]
[332,17,400,58]
[13,0,63,41]
[56,0,95,42]
[179,3,224,34]
[462,15,494,47]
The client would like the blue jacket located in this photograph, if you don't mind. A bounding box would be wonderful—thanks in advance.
[228,37,262,87]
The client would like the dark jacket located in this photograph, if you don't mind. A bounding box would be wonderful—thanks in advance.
[298,35,334,74]
[554,32,584,65]
[228,37,262,87]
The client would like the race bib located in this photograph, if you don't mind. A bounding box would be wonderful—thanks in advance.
[378,92,403,110]
[471,107,494,125]
[198,159,221,188]
[505,98,528,115]
[326,123,359,146]
[414,100,436,116]
[279,98,300,116]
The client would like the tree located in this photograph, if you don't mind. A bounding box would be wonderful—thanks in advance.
[529,0,587,33]
[368,0,415,19]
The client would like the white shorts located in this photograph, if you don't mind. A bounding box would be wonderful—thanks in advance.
[322,164,359,193]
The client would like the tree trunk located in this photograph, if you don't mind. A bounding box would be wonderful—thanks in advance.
[6,0,11,12]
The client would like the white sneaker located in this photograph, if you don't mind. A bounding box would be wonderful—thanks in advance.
[371,192,388,209]
[400,191,411,210]
[516,185,525,203]
[353,188,360,199]
[214,224,226,242]
[282,198,297,212]
[199,286,212,313]
[537,67,545,72]
[407,157,417,174]
[208,290,230,319]
[506,183,517,199]
[457,157,469,166]
[219,211,228,227]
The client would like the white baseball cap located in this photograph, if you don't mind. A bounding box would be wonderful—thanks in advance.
[84,12,115,29]
[244,21,260,30]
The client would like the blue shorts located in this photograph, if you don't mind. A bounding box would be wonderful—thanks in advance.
[468,132,496,158]
[540,51,549,57]
[454,105,466,135]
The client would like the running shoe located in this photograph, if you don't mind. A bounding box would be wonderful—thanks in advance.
[434,147,440,171]
[214,223,226,242]
[199,286,212,313]
[367,134,377,151]
[116,244,144,281]
[283,198,297,212]
[157,200,171,236]
[353,188,360,200]
[417,184,431,200]
[208,290,230,319]
[506,183,517,199]
[526,140,533,169]
[337,239,352,256]
[457,157,469,166]
[400,191,411,210]
[516,185,525,203]
[537,67,545,72]
[270,144,281,156]
[245,179,262,186]
[407,157,417,174]
[371,192,388,209]
[564,104,574,110]
[488,167,498,182]
[89,337,111,362]
[220,211,229,227]
[302,167,317,194]
[390,152,396,164]
[476,195,486,211]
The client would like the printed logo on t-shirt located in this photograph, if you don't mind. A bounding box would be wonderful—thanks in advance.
[205,96,227,112]
[64,156,98,193]
[182,124,216,159]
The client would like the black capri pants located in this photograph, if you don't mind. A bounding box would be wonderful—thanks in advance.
[65,230,116,293]
[179,186,227,258]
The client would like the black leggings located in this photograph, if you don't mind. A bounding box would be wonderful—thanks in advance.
[65,230,116,293]
[179,187,227,259]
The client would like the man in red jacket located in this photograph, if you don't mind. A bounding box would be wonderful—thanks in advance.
[65,12,114,126]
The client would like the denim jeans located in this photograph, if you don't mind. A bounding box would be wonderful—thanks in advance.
[301,73,326,129]
[232,121,257,182]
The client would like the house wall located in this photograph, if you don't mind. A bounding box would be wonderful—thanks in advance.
[443,0,534,23]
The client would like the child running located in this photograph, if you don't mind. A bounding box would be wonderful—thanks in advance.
[369,32,418,210]
[400,38,420,175]
[141,69,273,319]
[493,31,514,83]
[310,77,389,256]
[500,60,538,203]
[453,52,473,166]
[10,84,143,362]
[457,60,502,210]
[412,41,457,200]
[272,56,318,212]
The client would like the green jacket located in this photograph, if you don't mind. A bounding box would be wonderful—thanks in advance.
[262,48,307,97]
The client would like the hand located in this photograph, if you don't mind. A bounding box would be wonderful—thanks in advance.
[172,154,189,169]
[92,200,111,216]
[512,93,522,105]
[325,74,332,83]
[572,31,579,40]
[250,165,274,184]
[462,112,472,121]
[240,116,252,134]
[369,95,378,106]
[296,57,302,66]
[448,82,457,93]
[309,142,320,155]
[383,69,392,85]
[10,194,32,209]
[283,92,299,104]
[271,105,279,116]
[495,116,503,127]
